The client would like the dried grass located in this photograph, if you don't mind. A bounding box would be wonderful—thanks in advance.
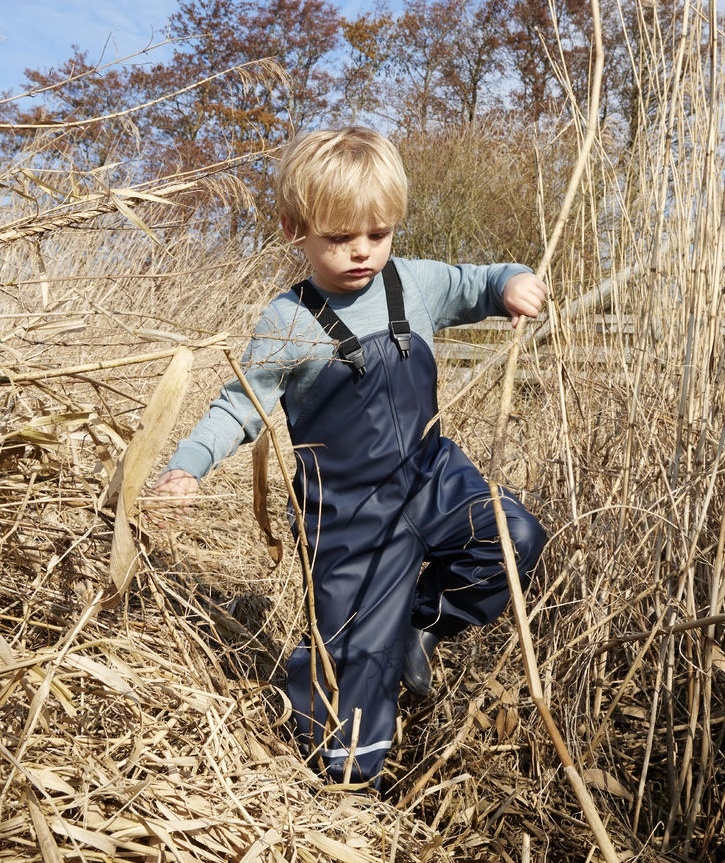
[1,2,724,860]
[1,200,721,861]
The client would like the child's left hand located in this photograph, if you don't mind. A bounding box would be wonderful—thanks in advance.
[502,272,549,327]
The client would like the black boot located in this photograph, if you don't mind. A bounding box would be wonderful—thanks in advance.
[402,627,439,698]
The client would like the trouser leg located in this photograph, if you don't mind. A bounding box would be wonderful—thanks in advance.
[410,446,546,638]
[286,514,424,788]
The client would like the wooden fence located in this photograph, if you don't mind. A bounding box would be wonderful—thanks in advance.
[435,314,639,371]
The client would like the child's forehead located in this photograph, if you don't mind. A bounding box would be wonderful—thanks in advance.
[308,188,403,235]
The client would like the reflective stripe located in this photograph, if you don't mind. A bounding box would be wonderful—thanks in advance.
[322,739,394,760]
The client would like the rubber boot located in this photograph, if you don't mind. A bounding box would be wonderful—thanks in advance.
[402,627,439,697]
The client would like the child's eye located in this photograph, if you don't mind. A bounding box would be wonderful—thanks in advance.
[370,231,392,242]
[326,235,349,244]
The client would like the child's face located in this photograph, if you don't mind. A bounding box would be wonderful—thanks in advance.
[285,221,395,294]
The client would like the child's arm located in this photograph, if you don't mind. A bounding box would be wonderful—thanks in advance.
[396,258,546,331]
[502,271,548,327]
[145,296,322,510]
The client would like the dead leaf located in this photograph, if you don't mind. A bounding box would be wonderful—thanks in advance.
[252,429,284,565]
[496,705,519,740]
[582,768,633,802]
[104,346,193,607]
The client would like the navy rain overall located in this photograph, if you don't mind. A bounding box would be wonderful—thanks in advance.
[285,261,546,788]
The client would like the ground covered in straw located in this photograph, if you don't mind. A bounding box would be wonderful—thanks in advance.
[0,210,723,862]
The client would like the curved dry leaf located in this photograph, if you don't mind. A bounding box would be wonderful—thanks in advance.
[239,827,284,863]
[114,187,180,205]
[110,193,164,248]
[23,767,76,797]
[0,411,92,446]
[304,830,379,863]
[24,787,63,863]
[49,817,118,855]
[582,768,633,802]
[252,429,284,565]
[106,346,193,510]
[495,705,519,741]
[65,654,137,694]
[105,346,194,607]
[24,317,87,337]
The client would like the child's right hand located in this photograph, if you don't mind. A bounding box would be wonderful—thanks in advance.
[146,469,200,510]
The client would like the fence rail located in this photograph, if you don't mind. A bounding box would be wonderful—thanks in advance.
[433,314,695,371]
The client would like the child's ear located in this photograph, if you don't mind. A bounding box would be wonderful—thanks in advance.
[281,217,301,243]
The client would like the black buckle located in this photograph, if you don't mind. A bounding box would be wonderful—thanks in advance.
[389,320,411,358]
[339,335,366,376]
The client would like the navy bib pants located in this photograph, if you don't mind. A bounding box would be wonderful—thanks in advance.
[285,322,546,788]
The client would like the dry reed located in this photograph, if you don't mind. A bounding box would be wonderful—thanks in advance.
[1,1,723,861]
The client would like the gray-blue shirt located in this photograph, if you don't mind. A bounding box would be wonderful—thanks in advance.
[165,256,530,478]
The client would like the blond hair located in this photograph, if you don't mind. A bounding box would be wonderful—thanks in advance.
[276,126,408,237]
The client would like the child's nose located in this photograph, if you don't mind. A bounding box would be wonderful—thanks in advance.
[350,237,370,258]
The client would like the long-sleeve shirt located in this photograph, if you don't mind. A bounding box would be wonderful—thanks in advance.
[165,256,531,479]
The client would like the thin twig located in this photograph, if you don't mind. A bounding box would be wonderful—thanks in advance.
[0,58,286,131]
[0,334,228,383]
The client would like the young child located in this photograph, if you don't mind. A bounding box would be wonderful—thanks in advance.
[153,126,548,790]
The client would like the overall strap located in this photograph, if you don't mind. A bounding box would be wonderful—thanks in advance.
[382,259,411,358]
[290,281,367,375]
[290,259,411,377]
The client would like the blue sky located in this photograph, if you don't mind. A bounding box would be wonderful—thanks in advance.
[0,0,389,96]
[0,0,181,94]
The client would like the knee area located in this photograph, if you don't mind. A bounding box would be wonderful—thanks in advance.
[507,509,547,569]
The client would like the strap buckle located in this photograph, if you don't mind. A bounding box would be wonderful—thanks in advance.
[339,335,366,376]
[389,320,411,358]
